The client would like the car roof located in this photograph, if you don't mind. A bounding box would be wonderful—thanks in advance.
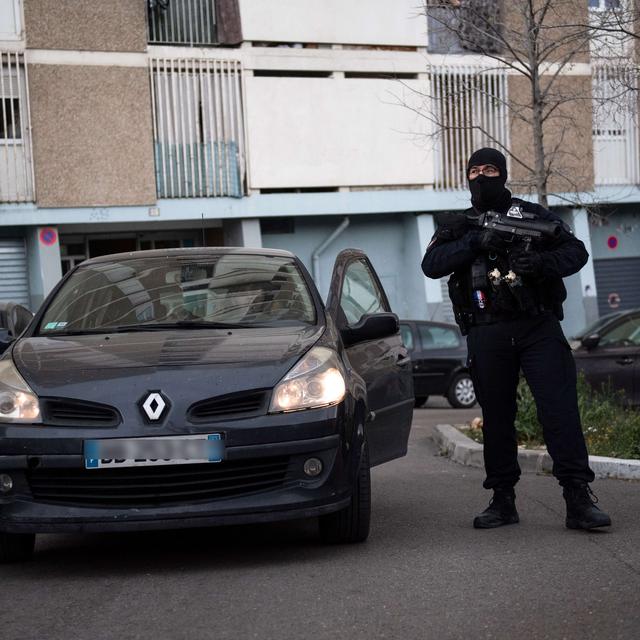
[82,246,296,266]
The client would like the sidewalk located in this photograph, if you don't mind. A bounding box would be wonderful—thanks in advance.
[432,423,640,481]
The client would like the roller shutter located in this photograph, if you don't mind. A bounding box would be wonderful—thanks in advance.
[593,257,640,316]
[0,238,30,307]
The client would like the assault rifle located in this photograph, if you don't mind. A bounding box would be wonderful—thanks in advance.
[437,207,562,251]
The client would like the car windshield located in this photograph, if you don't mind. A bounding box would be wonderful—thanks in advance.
[38,254,317,335]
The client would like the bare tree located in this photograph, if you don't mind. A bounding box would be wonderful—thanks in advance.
[416,0,602,208]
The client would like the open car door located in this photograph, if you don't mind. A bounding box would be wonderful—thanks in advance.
[326,249,414,466]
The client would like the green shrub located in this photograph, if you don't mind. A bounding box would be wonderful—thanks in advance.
[514,373,640,459]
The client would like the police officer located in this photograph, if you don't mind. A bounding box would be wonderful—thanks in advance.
[422,147,611,531]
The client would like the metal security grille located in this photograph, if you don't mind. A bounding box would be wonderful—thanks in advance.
[149,57,246,198]
[0,238,30,306]
[0,52,35,203]
[429,66,508,190]
[147,0,217,46]
[594,257,640,316]
[592,64,640,186]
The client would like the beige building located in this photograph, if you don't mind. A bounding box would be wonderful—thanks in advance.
[0,0,637,337]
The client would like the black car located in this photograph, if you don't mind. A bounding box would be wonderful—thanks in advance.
[572,308,640,406]
[399,320,476,409]
[0,248,413,562]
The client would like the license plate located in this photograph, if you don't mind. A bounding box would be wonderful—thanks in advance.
[84,434,223,469]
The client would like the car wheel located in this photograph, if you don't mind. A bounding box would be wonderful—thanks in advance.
[319,442,371,544]
[0,532,35,563]
[414,396,429,408]
[447,373,476,409]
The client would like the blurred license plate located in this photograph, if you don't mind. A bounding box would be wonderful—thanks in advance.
[84,434,223,469]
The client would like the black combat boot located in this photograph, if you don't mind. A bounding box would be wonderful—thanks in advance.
[563,483,611,530]
[473,487,519,529]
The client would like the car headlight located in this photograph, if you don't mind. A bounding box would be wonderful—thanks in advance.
[0,360,40,423]
[269,346,346,413]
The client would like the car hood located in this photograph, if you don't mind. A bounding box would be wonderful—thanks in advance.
[12,326,323,400]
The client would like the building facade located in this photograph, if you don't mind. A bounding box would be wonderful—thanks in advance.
[0,0,638,338]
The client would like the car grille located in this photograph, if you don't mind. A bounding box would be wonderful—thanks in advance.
[41,398,121,427]
[27,456,291,507]
[188,391,269,422]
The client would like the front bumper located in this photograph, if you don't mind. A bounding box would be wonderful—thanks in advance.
[0,406,361,534]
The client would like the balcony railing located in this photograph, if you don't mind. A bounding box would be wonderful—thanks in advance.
[149,57,246,198]
[429,65,508,190]
[148,0,217,47]
[0,52,35,203]
[592,63,640,186]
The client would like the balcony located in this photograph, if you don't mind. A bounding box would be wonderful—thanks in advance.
[149,57,246,198]
[429,64,508,190]
[592,63,640,186]
[0,51,34,203]
[147,0,217,47]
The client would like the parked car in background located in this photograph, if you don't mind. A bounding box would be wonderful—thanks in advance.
[399,320,476,409]
[572,308,640,406]
[0,248,413,562]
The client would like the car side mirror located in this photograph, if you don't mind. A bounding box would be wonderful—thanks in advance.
[0,302,33,341]
[581,333,600,350]
[341,312,399,347]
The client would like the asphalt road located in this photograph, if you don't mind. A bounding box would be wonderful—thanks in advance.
[2,403,640,640]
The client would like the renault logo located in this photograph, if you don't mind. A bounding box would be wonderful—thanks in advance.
[140,391,169,422]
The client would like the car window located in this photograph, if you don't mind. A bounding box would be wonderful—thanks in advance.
[38,254,317,333]
[599,316,640,347]
[339,259,388,326]
[418,325,460,350]
[399,324,414,350]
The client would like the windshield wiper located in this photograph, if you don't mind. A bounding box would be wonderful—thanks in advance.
[107,321,273,332]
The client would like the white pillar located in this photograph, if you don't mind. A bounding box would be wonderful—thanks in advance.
[26,226,62,311]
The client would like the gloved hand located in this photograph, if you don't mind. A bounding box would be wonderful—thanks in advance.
[469,228,512,253]
[510,250,544,277]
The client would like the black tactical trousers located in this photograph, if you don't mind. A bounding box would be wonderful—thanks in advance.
[467,312,595,489]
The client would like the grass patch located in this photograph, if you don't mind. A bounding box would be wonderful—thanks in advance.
[462,373,640,459]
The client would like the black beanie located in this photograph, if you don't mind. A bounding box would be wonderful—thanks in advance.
[467,147,508,181]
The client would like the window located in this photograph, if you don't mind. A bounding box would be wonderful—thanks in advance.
[147,0,217,46]
[599,317,640,347]
[0,97,20,140]
[589,0,621,10]
[0,0,22,40]
[340,260,388,326]
[418,325,460,350]
[399,324,414,350]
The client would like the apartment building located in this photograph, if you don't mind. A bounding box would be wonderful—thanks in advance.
[0,0,638,338]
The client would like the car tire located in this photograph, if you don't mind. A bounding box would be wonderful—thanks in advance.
[447,373,476,409]
[319,443,371,544]
[414,396,429,408]
[0,532,35,563]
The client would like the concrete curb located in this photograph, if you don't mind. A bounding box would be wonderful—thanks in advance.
[433,424,640,481]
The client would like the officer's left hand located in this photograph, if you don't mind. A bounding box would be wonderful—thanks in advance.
[510,250,544,276]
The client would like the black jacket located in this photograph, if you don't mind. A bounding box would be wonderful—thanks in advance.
[421,198,589,326]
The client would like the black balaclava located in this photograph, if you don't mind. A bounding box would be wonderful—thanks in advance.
[467,147,511,212]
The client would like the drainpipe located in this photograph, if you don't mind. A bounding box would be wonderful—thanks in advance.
[312,216,350,294]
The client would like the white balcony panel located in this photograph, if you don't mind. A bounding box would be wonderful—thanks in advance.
[245,76,433,190]
[238,0,427,47]
[592,63,640,186]
[0,0,21,41]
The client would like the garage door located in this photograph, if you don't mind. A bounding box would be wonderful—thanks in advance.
[594,257,640,316]
[0,238,30,307]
